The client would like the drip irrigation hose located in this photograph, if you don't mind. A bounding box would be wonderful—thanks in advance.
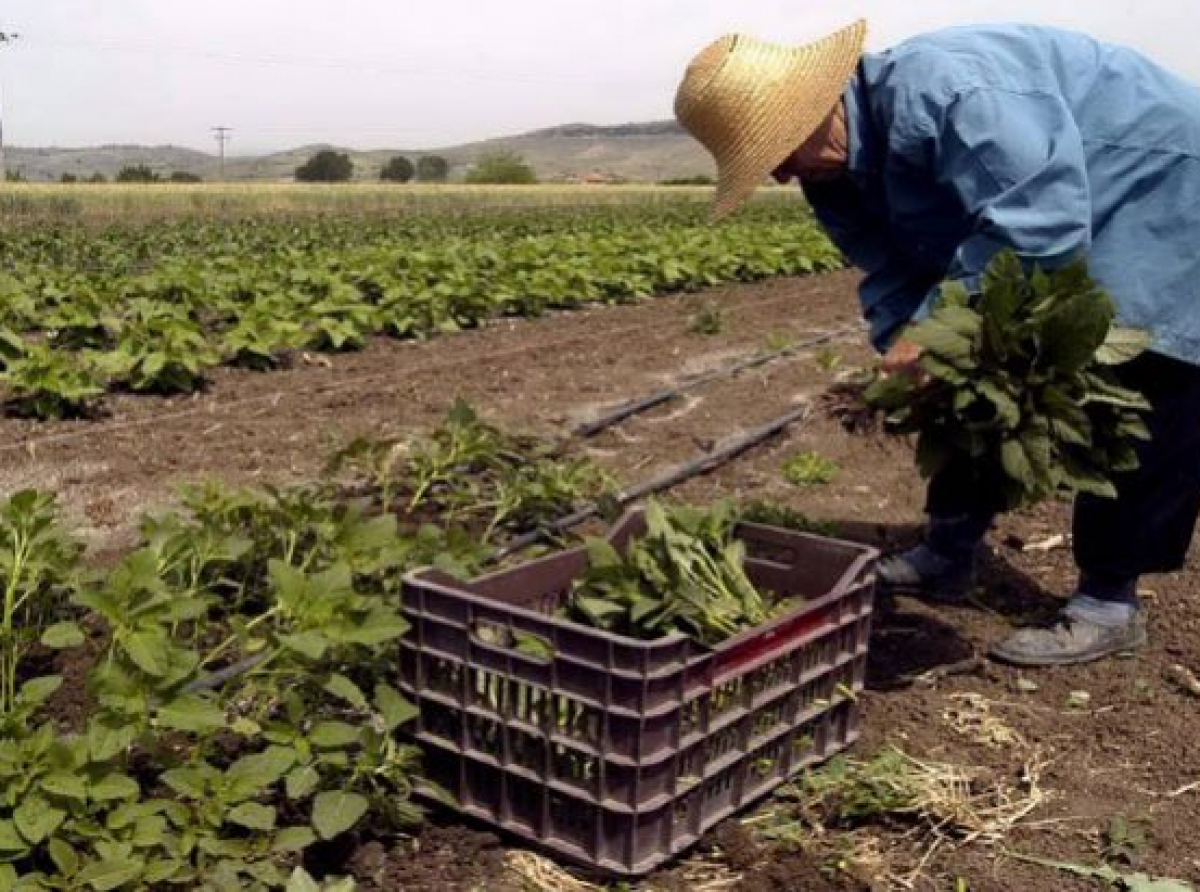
[574,324,857,437]
[491,401,812,561]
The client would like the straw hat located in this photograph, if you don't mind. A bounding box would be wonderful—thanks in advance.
[675,20,867,220]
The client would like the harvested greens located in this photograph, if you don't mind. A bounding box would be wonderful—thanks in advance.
[567,500,783,645]
[866,251,1153,510]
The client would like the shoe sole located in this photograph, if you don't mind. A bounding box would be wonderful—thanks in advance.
[988,627,1149,667]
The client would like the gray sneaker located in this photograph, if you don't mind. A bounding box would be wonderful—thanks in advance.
[990,612,1147,667]
[876,544,976,603]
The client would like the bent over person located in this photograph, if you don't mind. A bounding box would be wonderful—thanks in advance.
[674,20,1200,666]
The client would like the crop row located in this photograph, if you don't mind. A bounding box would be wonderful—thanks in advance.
[0,202,842,419]
[0,405,619,890]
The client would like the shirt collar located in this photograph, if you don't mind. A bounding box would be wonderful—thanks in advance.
[843,58,880,188]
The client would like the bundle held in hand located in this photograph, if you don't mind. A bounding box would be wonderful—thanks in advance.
[866,252,1153,510]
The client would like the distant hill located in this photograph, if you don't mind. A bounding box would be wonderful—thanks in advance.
[6,120,714,184]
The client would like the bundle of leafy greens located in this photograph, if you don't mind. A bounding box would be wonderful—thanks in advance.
[866,252,1153,511]
[567,500,780,645]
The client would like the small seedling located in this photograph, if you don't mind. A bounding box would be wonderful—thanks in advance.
[688,301,725,336]
[815,347,843,371]
[763,330,796,352]
[1104,814,1149,865]
[782,450,839,486]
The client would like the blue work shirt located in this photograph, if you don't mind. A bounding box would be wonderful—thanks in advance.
[803,24,1200,363]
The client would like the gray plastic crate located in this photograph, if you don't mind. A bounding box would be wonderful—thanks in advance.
[398,509,877,876]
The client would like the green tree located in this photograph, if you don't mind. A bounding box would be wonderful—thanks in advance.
[380,155,414,183]
[169,171,202,183]
[415,154,449,182]
[464,151,537,185]
[87,172,107,184]
[295,150,354,183]
[115,164,160,183]
[59,173,78,184]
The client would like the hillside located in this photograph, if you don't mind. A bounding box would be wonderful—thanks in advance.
[6,121,713,184]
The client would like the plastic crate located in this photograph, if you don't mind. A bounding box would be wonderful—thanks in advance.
[398,509,878,876]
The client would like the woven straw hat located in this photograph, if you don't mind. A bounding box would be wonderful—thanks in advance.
[675,20,867,220]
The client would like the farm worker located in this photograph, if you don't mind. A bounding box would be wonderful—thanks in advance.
[674,21,1200,666]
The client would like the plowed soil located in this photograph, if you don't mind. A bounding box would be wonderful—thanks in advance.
[4,269,1198,891]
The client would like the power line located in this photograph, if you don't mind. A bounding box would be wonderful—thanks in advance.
[212,126,232,180]
[0,31,19,182]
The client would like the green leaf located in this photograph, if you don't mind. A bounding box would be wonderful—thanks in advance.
[1000,440,1034,486]
[88,772,140,802]
[1009,852,1193,892]
[161,766,209,800]
[225,746,296,797]
[123,629,171,676]
[40,772,88,802]
[285,868,322,892]
[14,797,66,844]
[323,674,368,710]
[309,722,361,749]
[285,765,321,800]
[157,694,227,733]
[1095,326,1153,365]
[277,631,329,661]
[374,684,418,731]
[76,858,143,892]
[908,318,974,365]
[0,820,28,855]
[41,621,85,649]
[86,719,138,761]
[311,791,369,840]
[18,675,63,706]
[227,802,277,831]
[273,826,318,853]
[47,837,80,875]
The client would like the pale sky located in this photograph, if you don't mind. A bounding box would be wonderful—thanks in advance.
[0,0,1194,154]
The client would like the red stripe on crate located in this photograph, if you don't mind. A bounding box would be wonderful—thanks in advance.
[709,602,836,683]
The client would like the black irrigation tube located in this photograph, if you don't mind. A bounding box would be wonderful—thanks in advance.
[185,401,813,693]
[483,400,813,562]
[574,323,859,438]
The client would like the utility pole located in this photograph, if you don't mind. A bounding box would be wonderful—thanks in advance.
[212,126,232,181]
[0,32,20,184]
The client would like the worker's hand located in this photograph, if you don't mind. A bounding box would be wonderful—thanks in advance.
[880,337,923,377]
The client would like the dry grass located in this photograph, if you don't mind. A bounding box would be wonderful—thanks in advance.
[0,182,723,225]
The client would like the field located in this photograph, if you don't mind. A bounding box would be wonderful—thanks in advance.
[2,185,1199,892]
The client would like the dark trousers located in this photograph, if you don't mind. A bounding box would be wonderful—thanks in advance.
[925,352,1200,592]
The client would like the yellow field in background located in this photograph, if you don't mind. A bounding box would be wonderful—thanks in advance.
[0,182,743,224]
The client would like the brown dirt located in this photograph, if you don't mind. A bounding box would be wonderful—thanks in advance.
[5,269,1200,890]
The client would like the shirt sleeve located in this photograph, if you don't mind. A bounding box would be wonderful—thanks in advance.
[804,180,937,351]
[904,87,1092,315]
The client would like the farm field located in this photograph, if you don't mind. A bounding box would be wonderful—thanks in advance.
[2,189,1199,892]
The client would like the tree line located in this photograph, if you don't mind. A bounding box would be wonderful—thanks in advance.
[296,149,536,184]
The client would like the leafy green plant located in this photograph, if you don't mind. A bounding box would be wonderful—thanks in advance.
[781,450,839,486]
[688,301,725,336]
[737,500,840,537]
[1104,814,1150,865]
[104,303,220,393]
[567,500,781,644]
[866,252,1152,510]
[0,491,80,715]
[0,344,105,419]
[815,347,843,371]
